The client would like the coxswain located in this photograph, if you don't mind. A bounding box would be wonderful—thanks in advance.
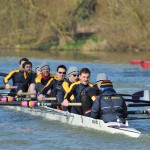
[57,66,79,111]
[61,68,93,115]
[91,80,127,123]
[3,57,29,92]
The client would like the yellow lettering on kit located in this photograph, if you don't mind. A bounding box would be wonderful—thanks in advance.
[103,96,110,100]
[103,96,121,100]
[111,96,120,100]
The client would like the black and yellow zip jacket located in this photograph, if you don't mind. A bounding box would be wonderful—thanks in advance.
[17,71,36,92]
[4,69,24,86]
[40,76,65,97]
[38,75,58,95]
[64,81,93,115]
[64,81,93,101]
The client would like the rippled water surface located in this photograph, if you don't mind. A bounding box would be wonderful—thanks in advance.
[0,57,150,150]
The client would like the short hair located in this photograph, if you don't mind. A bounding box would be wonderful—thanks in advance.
[19,58,29,64]
[57,65,67,72]
[79,68,91,75]
[22,61,32,68]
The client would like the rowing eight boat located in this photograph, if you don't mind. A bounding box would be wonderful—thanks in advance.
[3,105,141,138]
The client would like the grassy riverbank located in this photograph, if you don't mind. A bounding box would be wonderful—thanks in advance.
[0,1,150,52]
[0,49,149,64]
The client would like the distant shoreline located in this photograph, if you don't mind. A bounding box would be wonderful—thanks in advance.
[0,49,149,64]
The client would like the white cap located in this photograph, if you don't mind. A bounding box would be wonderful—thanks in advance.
[67,66,79,76]
[96,73,108,84]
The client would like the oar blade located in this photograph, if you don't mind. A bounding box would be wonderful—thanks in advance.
[132,90,150,101]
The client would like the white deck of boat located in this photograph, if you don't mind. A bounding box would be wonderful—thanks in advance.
[3,106,141,138]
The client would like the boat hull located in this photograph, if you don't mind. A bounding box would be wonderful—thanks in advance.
[130,60,141,65]
[3,106,141,138]
[140,60,150,69]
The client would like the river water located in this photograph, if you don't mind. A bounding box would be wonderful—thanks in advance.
[0,57,150,150]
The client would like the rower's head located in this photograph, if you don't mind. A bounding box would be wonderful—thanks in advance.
[56,65,67,81]
[79,68,90,85]
[67,66,79,83]
[99,80,113,93]
[22,61,32,73]
[40,63,50,76]
[19,58,29,71]
[35,66,41,76]
[96,73,108,88]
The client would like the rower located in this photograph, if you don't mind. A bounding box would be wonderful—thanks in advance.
[61,68,93,115]
[3,57,29,92]
[17,61,36,98]
[81,73,108,116]
[57,66,79,111]
[38,65,67,102]
[91,80,128,123]
[35,63,52,94]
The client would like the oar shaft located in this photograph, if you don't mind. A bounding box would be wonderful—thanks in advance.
[0,101,82,107]
[0,85,17,90]
[0,101,21,106]
[0,72,8,77]
[0,101,38,107]
[0,92,35,97]
[0,92,16,96]
[127,103,150,107]
[40,102,82,107]
[127,117,150,120]
[128,110,150,115]
[0,96,57,102]
[125,99,150,103]
[119,94,132,96]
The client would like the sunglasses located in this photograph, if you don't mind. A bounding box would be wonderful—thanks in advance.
[58,72,66,75]
[73,74,79,77]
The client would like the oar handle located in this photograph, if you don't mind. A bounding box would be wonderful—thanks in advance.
[9,86,17,89]
[42,97,57,101]
[22,92,36,95]
[68,103,82,106]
